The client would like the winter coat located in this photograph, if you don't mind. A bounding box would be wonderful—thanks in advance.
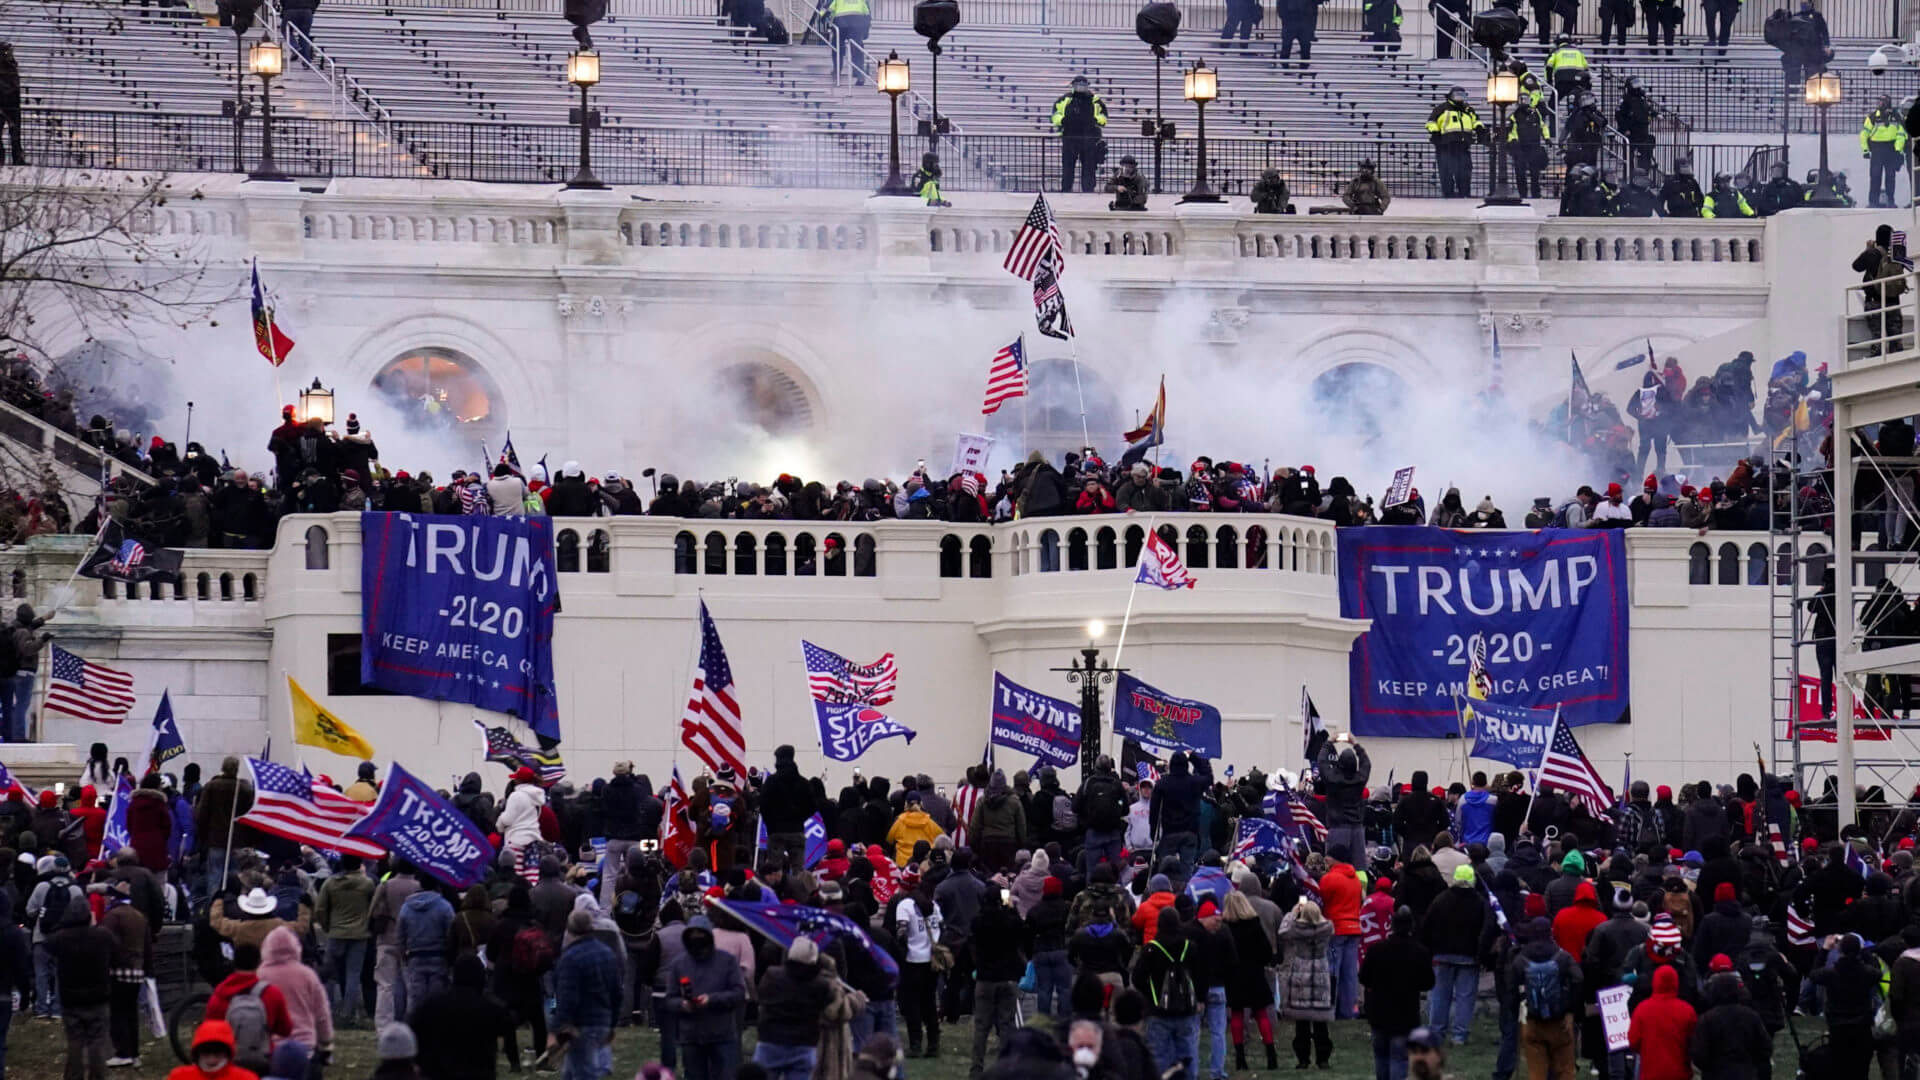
[759,761,815,835]
[315,870,374,941]
[126,787,172,872]
[552,936,623,1032]
[194,770,255,846]
[968,789,1027,849]
[1319,862,1363,935]
[1149,758,1205,836]
[1276,912,1335,1021]
[451,773,497,834]
[1628,965,1697,1080]
[1224,917,1275,1008]
[398,889,455,957]
[497,783,546,850]
[885,809,943,867]
[1360,930,1433,1033]
[1010,852,1052,917]
[1312,740,1371,827]
[1068,921,1133,977]
[757,958,835,1047]
[1688,978,1773,1080]
[1693,900,1751,970]
[1420,879,1487,958]
[410,955,518,1080]
[1552,881,1607,959]
[1131,891,1177,943]
[257,925,333,1052]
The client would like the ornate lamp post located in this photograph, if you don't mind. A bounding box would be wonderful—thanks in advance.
[1180,59,1222,204]
[1805,71,1845,207]
[247,39,289,181]
[566,49,607,190]
[876,51,915,196]
[1054,619,1121,774]
[1482,69,1523,206]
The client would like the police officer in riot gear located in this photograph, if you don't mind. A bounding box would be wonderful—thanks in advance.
[1660,158,1704,217]
[1052,75,1109,193]
[1425,85,1486,198]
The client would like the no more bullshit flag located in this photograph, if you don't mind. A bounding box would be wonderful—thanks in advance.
[989,674,1082,770]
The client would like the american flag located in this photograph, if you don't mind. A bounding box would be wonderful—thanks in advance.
[1002,193,1064,281]
[1273,776,1327,843]
[952,779,984,848]
[1766,822,1791,865]
[44,646,137,725]
[1894,230,1913,269]
[107,540,145,576]
[239,757,384,858]
[516,842,541,886]
[0,762,33,802]
[801,641,898,705]
[472,720,566,784]
[1233,817,1288,860]
[1538,711,1614,818]
[680,601,746,780]
[458,477,491,516]
[1032,255,1074,341]
[1466,633,1492,701]
[981,336,1030,416]
[1136,760,1160,783]
[1786,903,1815,946]
[1137,530,1196,590]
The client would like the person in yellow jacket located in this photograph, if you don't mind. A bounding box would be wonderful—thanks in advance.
[886,790,945,866]
[828,0,871,86]
[1862,94,1909,208]
[1545,36,1588,105]
[1702,172,1756,218]
[1052,75,1108,193]
[1425,86,1485,198]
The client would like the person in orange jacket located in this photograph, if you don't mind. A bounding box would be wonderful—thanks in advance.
[1132,874,1178,943]
[1320,844,1364,1019]
[166,1019,259,1080]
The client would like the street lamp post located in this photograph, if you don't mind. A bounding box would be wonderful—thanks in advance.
[1806,71,1845,207]
[912,0,958,151]
[246,40,289,181]
[1482,69,1523,206]
[1053,620,1120,777]
[566,50,607,190]
[875,51,915,196]
[1180,59,1222,204]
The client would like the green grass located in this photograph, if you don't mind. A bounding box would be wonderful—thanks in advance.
[3,1010,1821,1080]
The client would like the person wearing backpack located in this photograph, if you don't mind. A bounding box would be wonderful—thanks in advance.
[1132,907,1199,1079]
[314,853,374,1027]
[45,901,113,1080]
[1075,756,1130,873]
[484,884,550,1073]
[205,942,293,1075]
[25,852,74,1019]
[368,859,421,1029]
[1508,915,1581,1080]
[1361,906,1433,1080]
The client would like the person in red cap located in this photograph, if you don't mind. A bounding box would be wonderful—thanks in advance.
[1591,482,1634,525]
[1627,964,1696,1080]
[1651,785,1681,851]
[1691,882,1749,972]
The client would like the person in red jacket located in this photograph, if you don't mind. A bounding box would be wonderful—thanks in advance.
[1131,875,1178,943]
[165,1019,258,1080]
[1551,881,1606,960]
[1627,964,1697,1080]
[1320,844,1365,1020]
[125,776,173,873]
[204,944,293,1070]
[1358,877,1397,966]
[70,786,107,856]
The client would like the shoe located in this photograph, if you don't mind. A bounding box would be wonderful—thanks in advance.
[106,1058,133,1068]
[1235,1045,1249,1071]
[1266,1042,1280,1069]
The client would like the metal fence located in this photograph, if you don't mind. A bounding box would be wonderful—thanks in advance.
[315,0,1908,38]
[1612,64,1920,135]
[21,108,1773,197]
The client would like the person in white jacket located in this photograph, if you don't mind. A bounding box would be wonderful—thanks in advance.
[1125,783,1154,854]
[496,768,547,856]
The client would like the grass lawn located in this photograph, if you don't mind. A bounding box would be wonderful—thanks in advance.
[1,1011,1824,1080]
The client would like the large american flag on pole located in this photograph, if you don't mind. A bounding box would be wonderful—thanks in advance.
[1002,193,1064,281]
[240,757,384,858]
[681,600,746,779]
[981,336,1029,416]
[44,646,137,725]
[801,641,898,705]
[1538,710,1614,818]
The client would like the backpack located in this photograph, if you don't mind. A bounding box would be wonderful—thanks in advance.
[1150,939,1197,1014]
[1522,955,1564,1021]
[510,923,555,975]
[1762,7,1788,47]
[225,984,272,1070]
[36,882,70,936]
[1051,794,1078,834]
[1085,776,1127,831]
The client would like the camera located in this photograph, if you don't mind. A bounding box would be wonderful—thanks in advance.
[1136,1,1181,57]
[1470,2,1527,60]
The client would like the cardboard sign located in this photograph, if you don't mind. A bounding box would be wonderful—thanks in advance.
[1598,984,1632,1052]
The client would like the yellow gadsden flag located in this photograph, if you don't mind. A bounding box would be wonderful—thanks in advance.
[288,676,376,760]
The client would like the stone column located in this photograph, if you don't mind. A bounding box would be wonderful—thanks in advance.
[557,188,629,266]
[237,180,307,261]
[865,196,936,274]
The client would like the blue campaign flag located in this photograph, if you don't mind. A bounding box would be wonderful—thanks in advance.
[1185,865,1232,903]
[989,673,1082,770]
[1337,526,1630,737]
[709,897,899,986]
[145,692,185,774]
[1233,818,1288,860]
[345,763,495,889]
[359,513,561,739]
[1463,699,1560,769]
[756,818,768,852]
[1113,672,1223,759]
[803,813,829,869]
[98,772,134,860]
[815,703,917,762]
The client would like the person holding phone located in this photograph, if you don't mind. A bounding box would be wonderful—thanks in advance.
[968,886,1028,1077]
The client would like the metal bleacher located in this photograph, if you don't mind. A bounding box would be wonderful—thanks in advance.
[0,0,1903,191]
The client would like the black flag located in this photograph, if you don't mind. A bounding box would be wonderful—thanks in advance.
[1033,255,1074,341]
[77,520,184,586]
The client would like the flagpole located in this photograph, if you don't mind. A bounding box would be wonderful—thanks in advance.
[1106,511,1154,761]
[1065,332,1091,452]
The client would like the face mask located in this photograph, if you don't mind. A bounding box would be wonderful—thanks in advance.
[1074,1047,1100,1068]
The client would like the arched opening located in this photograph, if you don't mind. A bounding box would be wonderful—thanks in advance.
[711,356,816,440]
[1125,525,1145,568]
[1067,528,1090,572]
[853,534,876,577]
[242,573,257,600]
[369,346,506,446]
[1747,542,1769,585]
[969,535,993,578]
[7,570,21,598]
[1185,525,1209,569]
[196,572,211,600]
[703,532,727,575]
[766,533,788,576]
[734,532,758,576]
[219,572,234,600]
[587,529,610,573]
[556,529,581,573]
[796,533,820,576]
[1688,542,1711,585]
[304,525,330,570]
[1215,525,1239,570]
[674,531,697,575]
[1246,525,1268,569]
[1038,529,1061,572]
[1096,527,1118,570]
[1308,362,1410,448]
[1716,542,1739,584]
[940,535,963,578]
[824,533,847,577]
[1805,542,1830,586]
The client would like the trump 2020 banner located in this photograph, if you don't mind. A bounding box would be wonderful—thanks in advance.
[1463,698,1558,769]
[990,674,1082,770]
[345,763,495,889]
[1113,672,1223,759]
[360,513,560,738]
[1337,526,1629,737]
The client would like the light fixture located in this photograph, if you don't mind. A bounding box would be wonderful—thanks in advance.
[1481,70,1523,207]
[565,50,607,190]
[1804,71,1841,106]
[1806,71,1845,207]
[1487,70,1519,106]
[299,378,334,425]
[875,51,915,196]
[245,39,289,182]
[1087,619,1107,641]
[1179,58,1222,203]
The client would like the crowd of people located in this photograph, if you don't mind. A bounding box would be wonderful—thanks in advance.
[5,730,1918,1080]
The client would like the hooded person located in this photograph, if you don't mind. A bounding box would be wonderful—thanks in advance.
[1687,961,1772,1080]
[205,942,294,1073]
[255,925,332,1061]
[1552,880,1608,960]
[754,935,835,1076]
[165,1020,255,1080]
[885,792,944,870]
[1310,730,1371,860]
[409,952,517,1080]
[495,770,548,854]
[968,771,1028,873]
[1627,964,1697,1080]
[371,1022,422,1080]
[665,915,747,1077]
[1148,753,1205,871]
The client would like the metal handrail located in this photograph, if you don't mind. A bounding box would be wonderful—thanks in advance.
[822,17,957,133]
[260,0,398,123]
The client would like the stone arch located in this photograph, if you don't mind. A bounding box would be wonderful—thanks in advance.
[304,524,330,570]
[338,312,539,437]
[671,322,836,438]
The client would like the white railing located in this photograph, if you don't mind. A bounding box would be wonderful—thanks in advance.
[263,0,399,125]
